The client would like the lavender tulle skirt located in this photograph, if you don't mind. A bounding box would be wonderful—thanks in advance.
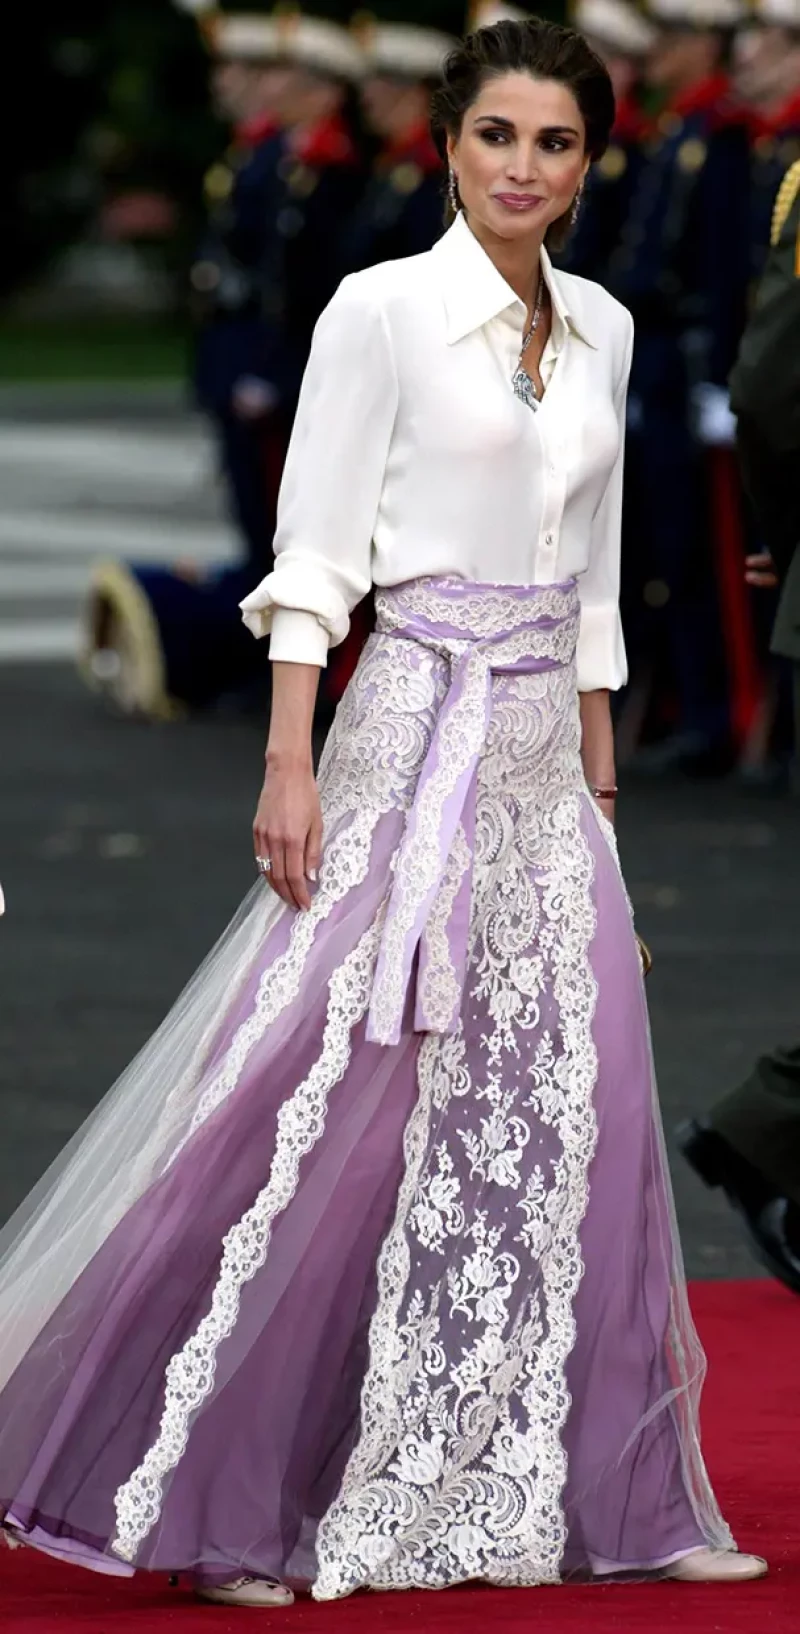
[0,577,734,1596]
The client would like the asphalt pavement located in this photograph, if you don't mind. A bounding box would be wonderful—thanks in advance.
[0,404,797,1280]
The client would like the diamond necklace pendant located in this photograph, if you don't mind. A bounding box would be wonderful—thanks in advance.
[512,366,540,409]
[514,267,546,411]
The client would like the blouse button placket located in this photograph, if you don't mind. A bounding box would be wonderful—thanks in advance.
[538,422,566,575]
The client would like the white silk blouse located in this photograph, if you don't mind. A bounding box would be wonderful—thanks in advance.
[240,210,634,692]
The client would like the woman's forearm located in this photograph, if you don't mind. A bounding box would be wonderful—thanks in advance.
[579,689,617,819]
[266,660,320,769]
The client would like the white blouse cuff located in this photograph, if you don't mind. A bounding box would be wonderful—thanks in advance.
[576,601,628,693]
[268,608,330,668]
[239,562,352,666]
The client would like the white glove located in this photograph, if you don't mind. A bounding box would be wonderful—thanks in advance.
[692,382,737,448]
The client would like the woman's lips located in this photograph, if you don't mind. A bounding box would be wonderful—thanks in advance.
[494,193,546,212]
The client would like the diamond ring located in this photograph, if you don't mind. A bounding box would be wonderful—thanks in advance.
[256,855,272,876]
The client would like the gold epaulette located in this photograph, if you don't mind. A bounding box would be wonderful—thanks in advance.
[771,159,800,247]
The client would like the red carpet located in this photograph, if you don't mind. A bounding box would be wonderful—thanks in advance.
[2,1280,797,1632]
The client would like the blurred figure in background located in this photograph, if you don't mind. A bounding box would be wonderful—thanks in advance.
[559,0,655,279]
[82,9,366,720]
[190,10,294,581]
[258,12,366,433]
[192,8,366,576]
[679,157,800,1292]
[339,16,451,276]
[607,0,752,775]
[735,0,800,283]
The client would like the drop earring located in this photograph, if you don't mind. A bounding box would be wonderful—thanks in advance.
[448,167,459,212]
[570,180,585,224]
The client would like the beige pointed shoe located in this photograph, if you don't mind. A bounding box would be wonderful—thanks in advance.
[197,1575,295,1608]
[666,1549,768,1583]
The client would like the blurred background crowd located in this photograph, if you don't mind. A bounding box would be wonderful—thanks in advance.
[2,0,799,786]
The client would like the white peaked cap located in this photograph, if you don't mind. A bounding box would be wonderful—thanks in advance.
[354,20,458,80]
[751,0,800,23]
[468,3,530,28]
[211,14,281,61]
[574,0,658,52]
[274,12,365,80]
[646,0,747,25]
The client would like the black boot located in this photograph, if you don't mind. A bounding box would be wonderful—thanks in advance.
[676,1120,800,1295]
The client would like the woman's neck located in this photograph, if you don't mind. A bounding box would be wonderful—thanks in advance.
[462,212,545,309]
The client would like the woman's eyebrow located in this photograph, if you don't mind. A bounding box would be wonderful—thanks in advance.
[473,115,581,137]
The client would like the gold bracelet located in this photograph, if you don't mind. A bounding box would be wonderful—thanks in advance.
[591,785,618,800]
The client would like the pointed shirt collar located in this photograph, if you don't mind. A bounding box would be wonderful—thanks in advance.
[431,210,596,350]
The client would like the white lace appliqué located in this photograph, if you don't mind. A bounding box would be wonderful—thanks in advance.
[313,656,601,1598]
[112,913,386,1563]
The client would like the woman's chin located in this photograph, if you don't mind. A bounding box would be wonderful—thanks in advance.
[487,205,551,241]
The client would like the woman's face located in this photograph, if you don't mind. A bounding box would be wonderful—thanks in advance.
[447,72,589,243]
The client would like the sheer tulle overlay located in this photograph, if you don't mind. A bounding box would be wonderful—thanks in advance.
[0,577,733,1596]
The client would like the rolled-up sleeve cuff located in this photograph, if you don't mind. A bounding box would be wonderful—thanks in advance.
[576,601,628,692]
[239,557,355,666]
[268,608,330,667]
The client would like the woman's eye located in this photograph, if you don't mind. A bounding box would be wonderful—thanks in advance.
[541,137,569,153]
[479,128,509,144]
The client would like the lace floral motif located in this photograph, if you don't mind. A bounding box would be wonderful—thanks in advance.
[111,913,386,1563]
[375,578,578,640]
[415,823,472,1033]
[314,648,600,1598]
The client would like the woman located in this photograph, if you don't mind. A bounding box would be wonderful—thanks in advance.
[0,18,766,1609]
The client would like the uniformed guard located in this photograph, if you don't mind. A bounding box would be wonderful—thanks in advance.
[80,9,367,720]
[337,14,453,276]
[559,0,655,280]
[736,0,800,283]
[259,12,367,427]
[189,9,294,579]
[81,6,292,718]
[607,0,753,773]
[678,159,800,1293]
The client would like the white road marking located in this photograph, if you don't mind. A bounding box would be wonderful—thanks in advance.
[0,621,80,661]
[0,512,236,562]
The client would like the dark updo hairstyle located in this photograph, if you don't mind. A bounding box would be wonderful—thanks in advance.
[430,17,616,250]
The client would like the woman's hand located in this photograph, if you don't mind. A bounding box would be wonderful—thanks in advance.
[253,753,323,913]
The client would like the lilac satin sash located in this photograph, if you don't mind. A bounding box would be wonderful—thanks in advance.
[364,576,581,1047]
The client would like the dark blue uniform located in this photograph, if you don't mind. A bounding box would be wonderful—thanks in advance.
[337,124,444,277]
[606,75,752,762]
[191,116,287,576]
[555,96,646,282]
[259,114,367,417]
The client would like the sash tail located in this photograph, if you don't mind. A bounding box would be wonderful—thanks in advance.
[364,576,581,1047]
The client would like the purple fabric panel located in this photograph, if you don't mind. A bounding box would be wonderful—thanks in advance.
[0,816,412,1577]
[561,804,705,1573]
